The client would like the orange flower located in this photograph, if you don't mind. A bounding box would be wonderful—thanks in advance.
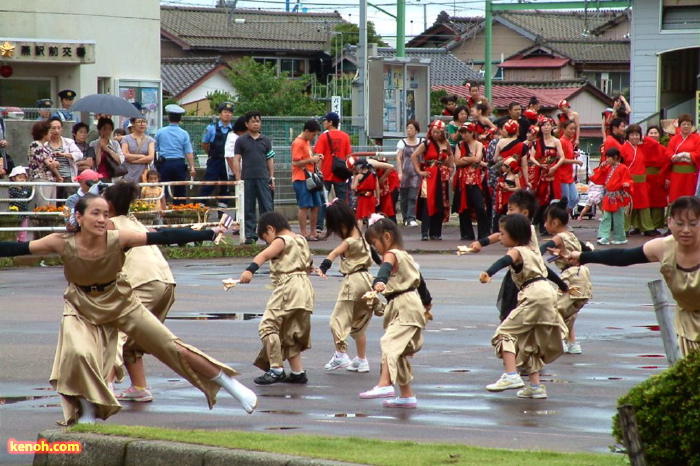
[33,205,63,213]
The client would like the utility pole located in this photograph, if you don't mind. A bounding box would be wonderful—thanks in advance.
[484,0,492,100]
[397,0,405,57]
[358,0,368,146]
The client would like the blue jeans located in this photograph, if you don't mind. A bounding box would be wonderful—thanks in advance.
[200,157,229,203]
[243,178,274,240]
[400,186,418,222]
[316,180,348,231]
[560,182,579,210]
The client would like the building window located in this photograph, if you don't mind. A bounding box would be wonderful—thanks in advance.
[280,58,307,78]
[0,78,51,107]
[662,4,700,31]
[253,57,278,72]
[583,72,629,96]
[253,57,307,78]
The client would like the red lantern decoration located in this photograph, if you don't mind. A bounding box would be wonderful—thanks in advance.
[0,65,13,78]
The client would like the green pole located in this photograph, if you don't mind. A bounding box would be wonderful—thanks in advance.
[484,0,492,100]
[397,0,405,57]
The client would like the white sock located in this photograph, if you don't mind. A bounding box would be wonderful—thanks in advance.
[211,370,257,414]
[334,351,346,359]
[78,398,96,424]
[270,367,283,375]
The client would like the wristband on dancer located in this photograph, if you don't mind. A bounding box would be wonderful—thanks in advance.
[245,262,260,274]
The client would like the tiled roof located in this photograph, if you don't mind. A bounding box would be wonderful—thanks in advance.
[345,46,481,86]
[543,40,630,63]
[377,48,482,85]
[161,57,227,97]
[433,80,610,111]
[161,6,345,53]
[498,10,627,41]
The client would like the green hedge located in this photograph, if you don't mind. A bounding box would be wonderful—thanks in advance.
[612,350,700,465]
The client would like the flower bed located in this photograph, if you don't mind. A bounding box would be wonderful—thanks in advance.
[163,204,208,226]
[31,205,67,239]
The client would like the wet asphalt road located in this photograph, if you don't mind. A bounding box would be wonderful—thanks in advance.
[0,222,668,464]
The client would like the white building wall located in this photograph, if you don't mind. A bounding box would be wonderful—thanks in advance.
[631,0,700,122]
[180,72,237,106]
[1,0,160,97]
[569,92,609,127]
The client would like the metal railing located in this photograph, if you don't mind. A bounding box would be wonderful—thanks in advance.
[0,180,246,242]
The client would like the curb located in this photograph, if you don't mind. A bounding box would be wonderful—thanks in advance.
[33,429,366,466]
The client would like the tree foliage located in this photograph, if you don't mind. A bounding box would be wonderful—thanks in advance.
[215,58,325,116]
[330,21,390,57]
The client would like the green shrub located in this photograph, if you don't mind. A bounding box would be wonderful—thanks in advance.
[612,350,700,465]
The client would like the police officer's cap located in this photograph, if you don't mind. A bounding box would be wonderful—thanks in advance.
[165,104,185,114]
[58,89,76,100]
[36,99,53,108]
[217,102,234,113]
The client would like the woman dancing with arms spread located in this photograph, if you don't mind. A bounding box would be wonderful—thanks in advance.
[562,196,700,357]
[0,194,257,425]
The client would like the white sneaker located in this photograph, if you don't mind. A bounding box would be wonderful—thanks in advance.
[486,373,525,392]
[568,342,582,354]
[517,383,547,399]
[359,385,395,399]
[324,353,352,371]
[611,239,628,245]
[346,357,370,373]
[408,220,418,227]
[562,340,569,353]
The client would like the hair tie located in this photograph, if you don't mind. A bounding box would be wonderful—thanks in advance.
[368,213,385,226]
[324,198,338,207]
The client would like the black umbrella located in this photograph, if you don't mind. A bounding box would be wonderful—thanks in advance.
[70,94,143,118]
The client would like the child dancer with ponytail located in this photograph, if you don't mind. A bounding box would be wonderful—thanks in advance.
[359,216,432,408]
[318,200,383,372]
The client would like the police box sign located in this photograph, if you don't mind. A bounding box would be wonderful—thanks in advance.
[0,40,95,64]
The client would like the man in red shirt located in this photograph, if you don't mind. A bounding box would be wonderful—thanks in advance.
[291,120,323,240]
[314,112,352,232]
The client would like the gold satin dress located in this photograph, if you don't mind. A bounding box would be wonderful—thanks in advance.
[492,246,568,374]
[659,236,700,356]
[552,231,592,332]
[380,249,426,386]
[50,230,237,424]
[255,234,315,371]
[329,236,382,352]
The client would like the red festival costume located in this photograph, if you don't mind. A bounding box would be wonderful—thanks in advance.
[417,141,451,223]
[590,163,633,212]
[664,132,700,203]
[533,140,562,206]
[377,168,399,218]
[354,172,378,220]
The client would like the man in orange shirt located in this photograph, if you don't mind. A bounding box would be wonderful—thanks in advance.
[292,120,323,239]
[314,112,352,232]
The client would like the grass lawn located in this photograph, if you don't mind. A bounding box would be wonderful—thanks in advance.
[71,425,626,466]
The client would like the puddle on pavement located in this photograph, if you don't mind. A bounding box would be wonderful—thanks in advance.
[34,404,61,408]
[449,369,471,373]
[0,395,54,405]
[332,413,369,418]
[639,354,665,358]
[604,327,623,330]
[522,410,559,415]
[167,313,262,321]
[634,325,660,331]
[34,387,54,391]
[638,366,661,369]
[258,394,325,400]
[590,377,626,381]
[259,410,302,415]
[539,379,572,384]
[264,426,299,430]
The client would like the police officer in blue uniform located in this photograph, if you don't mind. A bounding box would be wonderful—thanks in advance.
[155,104,196,205]
[53,90,76,121]
[36,99,53,121]
[200,102,234,206]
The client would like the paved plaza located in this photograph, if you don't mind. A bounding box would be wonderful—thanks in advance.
[0,222,667,464]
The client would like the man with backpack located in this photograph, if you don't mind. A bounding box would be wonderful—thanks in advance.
[314,112,352,233]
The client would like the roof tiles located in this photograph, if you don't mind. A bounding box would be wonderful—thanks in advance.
[161,57,226,97]
[161,6,345,52]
